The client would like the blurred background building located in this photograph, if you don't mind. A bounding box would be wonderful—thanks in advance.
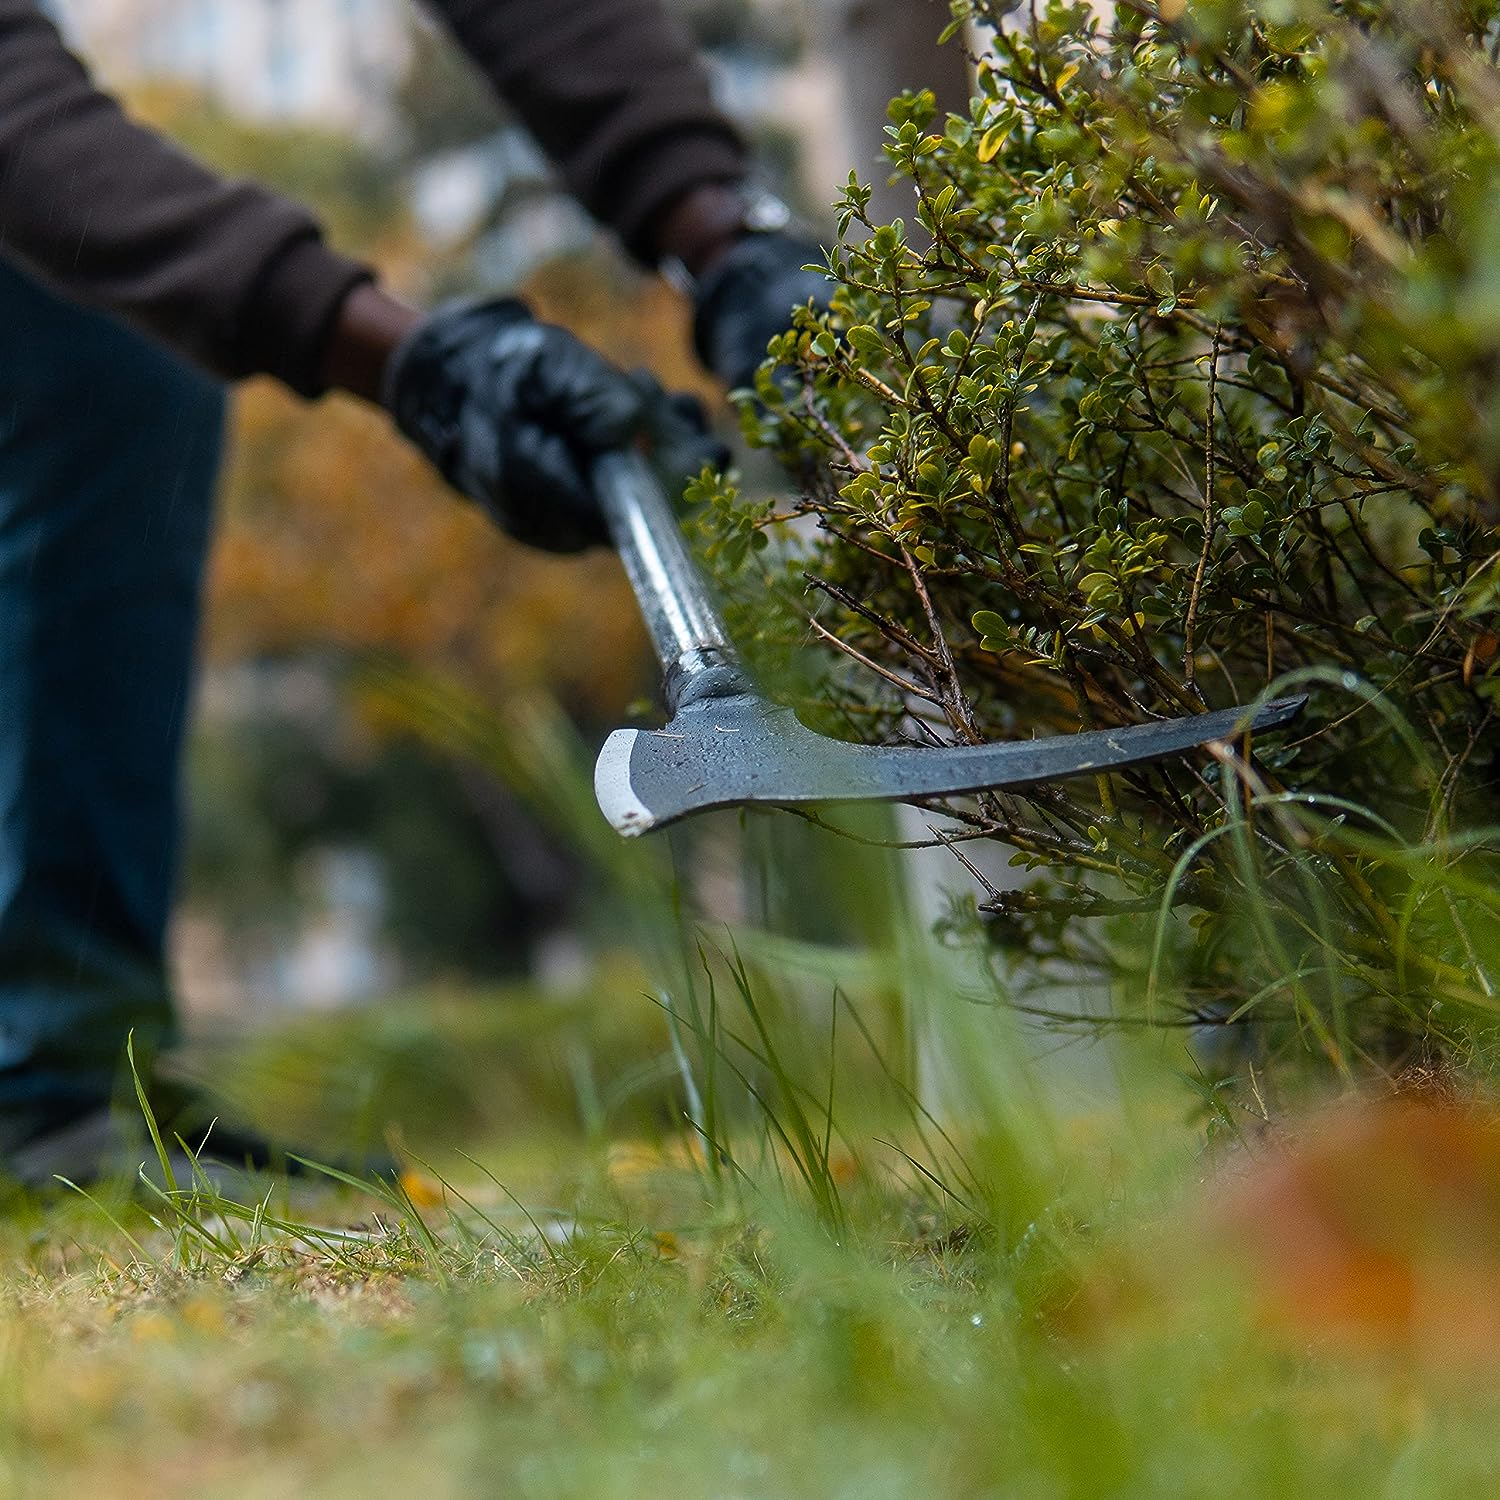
[50,0,409,127]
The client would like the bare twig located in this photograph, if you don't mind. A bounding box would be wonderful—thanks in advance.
[1183,325,1222,699]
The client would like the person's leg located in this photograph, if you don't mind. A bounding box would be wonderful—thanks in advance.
[0,258,225,1142]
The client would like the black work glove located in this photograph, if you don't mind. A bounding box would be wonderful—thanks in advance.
[692,232,832,391]
[385,299,717,553]
[634,377,730,493]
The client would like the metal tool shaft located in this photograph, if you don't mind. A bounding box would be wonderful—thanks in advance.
[593,449,747,712]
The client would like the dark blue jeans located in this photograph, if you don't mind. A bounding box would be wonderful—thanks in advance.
[0,259,224,1134]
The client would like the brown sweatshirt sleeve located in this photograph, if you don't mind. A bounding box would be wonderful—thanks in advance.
[418,0,748,260]
[0,0,373,392]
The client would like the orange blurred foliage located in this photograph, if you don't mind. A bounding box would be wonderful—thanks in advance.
[1039,1091,1500,1378]
[1211,1094,1500,1367]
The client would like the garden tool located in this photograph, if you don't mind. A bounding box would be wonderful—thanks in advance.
[591,448,1305,836]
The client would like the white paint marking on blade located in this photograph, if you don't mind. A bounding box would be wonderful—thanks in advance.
[594,729,653,837]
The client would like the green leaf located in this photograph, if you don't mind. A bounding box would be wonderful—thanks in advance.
[977,120,1014,162]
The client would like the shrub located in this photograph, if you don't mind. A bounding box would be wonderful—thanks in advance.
[694,0,1500,1075]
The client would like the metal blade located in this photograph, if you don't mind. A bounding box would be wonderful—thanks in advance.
[595,692,1306,836]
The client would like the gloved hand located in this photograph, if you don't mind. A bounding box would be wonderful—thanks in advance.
[692,232,832,391]
[384,299,717,553]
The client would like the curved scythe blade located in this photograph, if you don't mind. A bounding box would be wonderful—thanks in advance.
[595,691,1306,837]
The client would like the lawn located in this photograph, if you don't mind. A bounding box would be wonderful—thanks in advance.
[5,980,1500,1499]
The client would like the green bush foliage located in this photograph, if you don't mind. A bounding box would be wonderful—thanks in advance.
[695,0,1500,1072]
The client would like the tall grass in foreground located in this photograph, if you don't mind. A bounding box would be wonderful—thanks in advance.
[356,662,1095,1216]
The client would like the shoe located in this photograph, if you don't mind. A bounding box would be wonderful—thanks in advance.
[3,1095,391,1193]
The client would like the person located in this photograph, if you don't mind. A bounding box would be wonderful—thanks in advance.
[0,0,827,1181]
